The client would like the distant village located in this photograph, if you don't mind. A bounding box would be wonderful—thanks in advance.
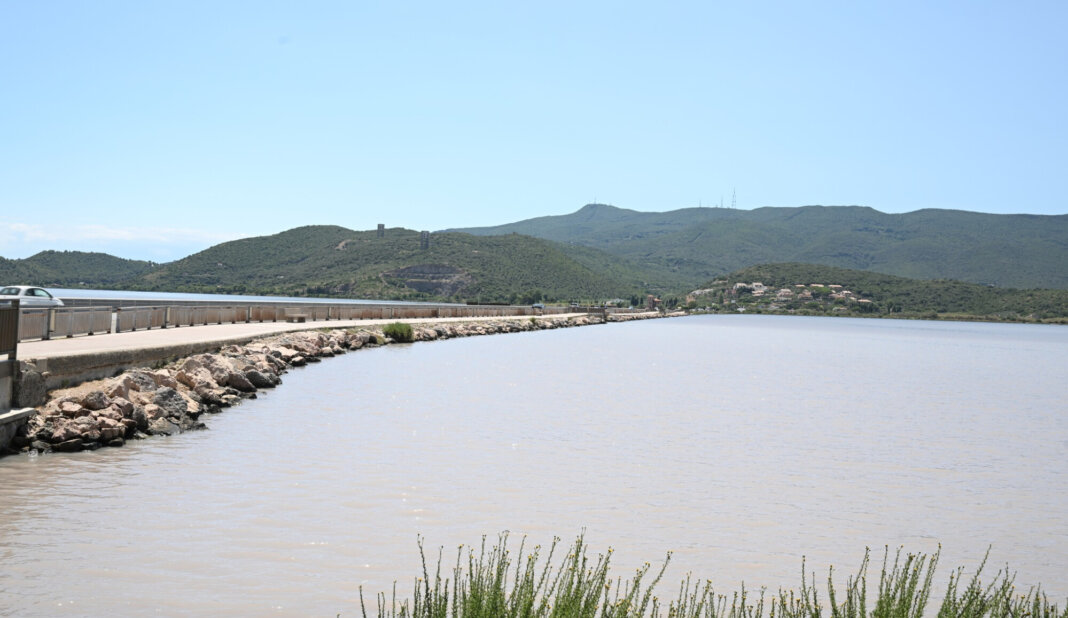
[687,281,879,314]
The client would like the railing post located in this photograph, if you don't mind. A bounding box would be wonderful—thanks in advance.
[0,299,19,360]
[43,308,54,340]
[12,299,19,359]
[112,308,120,334]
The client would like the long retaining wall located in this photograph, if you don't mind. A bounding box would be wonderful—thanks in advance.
[1,300,616,408]
[0,359,15,410]
[11,302,579,343]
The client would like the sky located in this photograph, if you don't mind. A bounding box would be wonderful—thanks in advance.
[2,1,1066,262]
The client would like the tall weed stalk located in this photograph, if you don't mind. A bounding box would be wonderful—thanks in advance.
[358,535,1066,618]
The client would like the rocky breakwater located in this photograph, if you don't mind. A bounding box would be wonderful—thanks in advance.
[5,313,667,455]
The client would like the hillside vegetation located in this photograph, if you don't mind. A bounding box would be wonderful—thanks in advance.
[131,225,677,302]
[699,263,1068,321]
[453,204,1068,289]
[2,205,1065,318]
[0,251,156,287]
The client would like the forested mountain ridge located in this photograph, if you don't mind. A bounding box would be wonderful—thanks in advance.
[0,251,156,287]
[2,203,1065,310]
[451,204,1068,289]
[130,225,683,302]
[0,226,687,302]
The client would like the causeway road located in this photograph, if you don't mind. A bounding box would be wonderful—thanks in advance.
[17,313,593,361]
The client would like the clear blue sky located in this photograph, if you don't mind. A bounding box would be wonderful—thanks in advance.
[2,1,1065,262]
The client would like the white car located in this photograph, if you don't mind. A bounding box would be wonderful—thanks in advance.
[0,285,65,307]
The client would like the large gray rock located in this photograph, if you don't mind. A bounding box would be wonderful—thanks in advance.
[244,370,274,389]
[130,406,148,431]
[152,387,188,418]
[150,371,178,390]
[97,418,125,441]
[176,366,217,390]
[191,354,234,385]
[126,371,159,393]
[49,421,82,443]
[82,391,111,411]
[227,372,256,393]
[111,397,134,418]
[93,406,124,421]
[105,375,135,399]
[193,385,226,407]
[143,403,164,421]
[52,438,84,452]
[59,401,89,418]
[147,418,180,436]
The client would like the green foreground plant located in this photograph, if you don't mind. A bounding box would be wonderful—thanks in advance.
[383,322,415,342]
[359,534,1066,618]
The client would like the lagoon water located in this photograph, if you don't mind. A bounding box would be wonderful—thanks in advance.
[1,315,1066,615]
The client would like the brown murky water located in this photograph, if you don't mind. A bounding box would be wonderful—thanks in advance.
[1,315,1065,616]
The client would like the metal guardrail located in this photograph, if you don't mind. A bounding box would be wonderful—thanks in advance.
[52,307,112,338]
[17,308,50,342]
[9,302,581,344]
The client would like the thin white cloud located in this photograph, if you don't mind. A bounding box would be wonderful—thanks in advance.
[0,222,243,245]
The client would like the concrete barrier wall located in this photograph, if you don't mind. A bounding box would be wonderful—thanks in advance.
[0,358,34,452]
[13,302,579,344]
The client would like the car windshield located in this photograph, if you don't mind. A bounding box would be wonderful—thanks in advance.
[0,287,19,295]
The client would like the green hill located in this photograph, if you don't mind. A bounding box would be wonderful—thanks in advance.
[130,225,677,303]
[5,204,1065,308]
[700,263,1068,321]
[0,251,157,287]
[452,204,1068,289]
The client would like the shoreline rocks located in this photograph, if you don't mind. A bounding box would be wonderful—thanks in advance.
[4,312,673,456]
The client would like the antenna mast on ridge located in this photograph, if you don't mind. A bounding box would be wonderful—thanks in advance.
[731,189,737,209]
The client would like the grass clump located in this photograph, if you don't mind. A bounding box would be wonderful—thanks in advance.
[359,534,1066,618]
[382,322,414,342]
